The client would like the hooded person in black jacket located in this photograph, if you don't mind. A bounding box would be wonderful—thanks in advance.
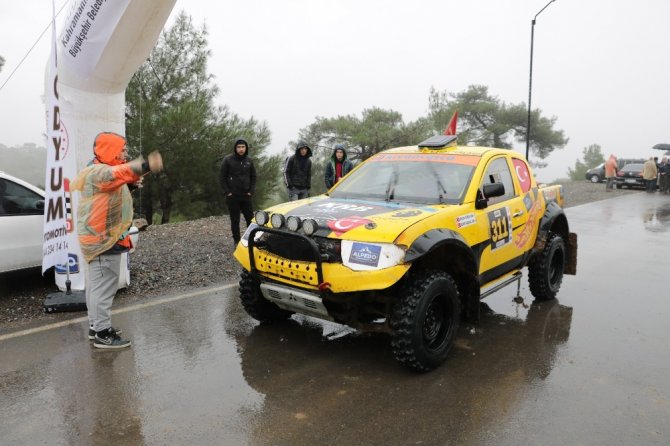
[283,141,312,201]
[220,139,256,245]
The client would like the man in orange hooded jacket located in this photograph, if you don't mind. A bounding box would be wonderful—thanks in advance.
[604,154,618,191]
[71,132,162,349]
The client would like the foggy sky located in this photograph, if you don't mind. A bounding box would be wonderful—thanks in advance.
[1,0,669,182]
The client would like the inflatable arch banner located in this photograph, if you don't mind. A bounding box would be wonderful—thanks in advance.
[44,0,176,291]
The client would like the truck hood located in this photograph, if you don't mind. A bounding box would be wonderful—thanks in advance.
[261,195,441,243]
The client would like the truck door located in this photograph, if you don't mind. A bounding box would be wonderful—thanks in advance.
[476,156,530,282]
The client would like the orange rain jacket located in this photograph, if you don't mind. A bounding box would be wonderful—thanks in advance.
[605,155,618,178]
[71,133,143,262]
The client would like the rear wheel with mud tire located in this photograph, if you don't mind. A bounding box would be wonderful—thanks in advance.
[528,232,566,301]
[239,270,293,322]
[390,270,461,372]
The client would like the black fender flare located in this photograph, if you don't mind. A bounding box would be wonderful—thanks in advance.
[404,228,476,266]
[403,228,481,322]
[535,201,577,275]
[537,201,571,245]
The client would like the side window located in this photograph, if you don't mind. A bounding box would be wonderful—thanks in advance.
[0,179,8,215]
[480,157,516,205]
[0,178,44,216]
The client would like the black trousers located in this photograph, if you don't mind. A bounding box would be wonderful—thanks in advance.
[226,195,253,244]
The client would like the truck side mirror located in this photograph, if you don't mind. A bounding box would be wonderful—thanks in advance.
[475,183,505,209]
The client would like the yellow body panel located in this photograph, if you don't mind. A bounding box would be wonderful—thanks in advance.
[234,245,410,292]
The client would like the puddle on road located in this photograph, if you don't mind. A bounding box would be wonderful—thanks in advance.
[642,202,670,232]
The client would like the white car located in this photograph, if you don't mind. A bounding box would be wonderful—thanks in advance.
[0,171,45,273]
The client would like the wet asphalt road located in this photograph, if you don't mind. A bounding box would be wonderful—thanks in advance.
[1,192,669,445]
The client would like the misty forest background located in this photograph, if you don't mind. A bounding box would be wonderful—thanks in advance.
[1,11,603,225]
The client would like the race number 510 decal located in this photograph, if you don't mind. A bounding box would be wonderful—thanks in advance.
[487,207,512,250]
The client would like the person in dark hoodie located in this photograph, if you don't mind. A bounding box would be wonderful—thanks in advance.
[283,141,312,201]
[324,143,353,189]
[220,139,256,245]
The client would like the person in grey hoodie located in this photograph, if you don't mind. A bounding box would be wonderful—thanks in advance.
[219,139,256,245]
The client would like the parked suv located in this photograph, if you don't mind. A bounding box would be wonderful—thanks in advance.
[585,158,646,183]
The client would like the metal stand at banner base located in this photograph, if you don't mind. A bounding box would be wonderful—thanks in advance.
[44,258,86,313]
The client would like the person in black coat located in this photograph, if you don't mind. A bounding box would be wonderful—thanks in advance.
[219,139,256,245]
[283,141,312,201]
[659,157,670,194]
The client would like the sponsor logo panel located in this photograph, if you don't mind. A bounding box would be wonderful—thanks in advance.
[55,253,80,274]
[456,213,476,228]
[348,242,382,267]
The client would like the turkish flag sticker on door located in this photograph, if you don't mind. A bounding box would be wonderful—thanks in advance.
[513,159,531,193]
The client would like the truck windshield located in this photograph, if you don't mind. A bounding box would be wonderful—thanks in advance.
[330,157,476,204]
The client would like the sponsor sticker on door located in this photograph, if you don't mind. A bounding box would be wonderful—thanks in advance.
[456,213,476,228]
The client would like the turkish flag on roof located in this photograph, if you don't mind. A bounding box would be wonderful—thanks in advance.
[443,111,458,135]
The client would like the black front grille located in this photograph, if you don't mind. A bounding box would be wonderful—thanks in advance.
[257,232,341,263]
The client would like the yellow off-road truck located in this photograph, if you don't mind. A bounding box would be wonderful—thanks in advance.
[233,135,577,371]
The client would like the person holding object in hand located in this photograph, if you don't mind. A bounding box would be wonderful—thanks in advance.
[71,132,163,349]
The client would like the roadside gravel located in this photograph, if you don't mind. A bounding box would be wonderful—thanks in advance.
[0,181,638,333]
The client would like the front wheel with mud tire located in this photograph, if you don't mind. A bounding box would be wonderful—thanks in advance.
[528,232,566,301]
[239,270,293,322]
[390,270,461,372]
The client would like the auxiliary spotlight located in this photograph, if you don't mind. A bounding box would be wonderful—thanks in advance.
[254,210,269,226]
[271,213,285,229]
[286,216,302,232]
[302,218,318,236]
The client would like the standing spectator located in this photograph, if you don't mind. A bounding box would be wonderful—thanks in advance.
[220,139,256,245]
[604,154,618,191]
[283,141,312,201]
[71,132,163,349]
[659,157,670,194]
[325,143,354,189]
[642,157,658,193]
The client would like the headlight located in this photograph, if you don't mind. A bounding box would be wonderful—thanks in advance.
[340,240,406,271]
[255,210,269,226]
[240,223,260,247]
[271,213,285,228]
[302,218,318,236]
[286,215,301,232]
